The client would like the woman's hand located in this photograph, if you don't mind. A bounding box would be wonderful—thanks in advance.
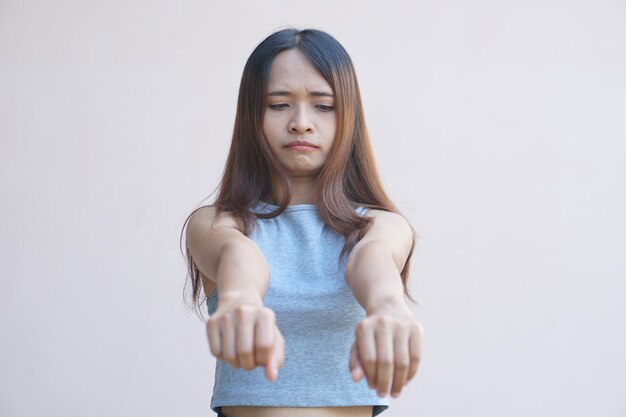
[206,292,285,382]
[349,302,423,398]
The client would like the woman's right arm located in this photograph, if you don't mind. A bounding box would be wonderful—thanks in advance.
[186,206,285,381]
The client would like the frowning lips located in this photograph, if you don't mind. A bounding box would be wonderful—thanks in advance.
[285,140,318,148]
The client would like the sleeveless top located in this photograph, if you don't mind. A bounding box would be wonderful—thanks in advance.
[206,200,390,416]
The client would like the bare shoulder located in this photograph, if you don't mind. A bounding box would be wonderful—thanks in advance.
[357,208,413,271]
[362,208,411,229]
[185,205,247,289]
[187,205,244,233]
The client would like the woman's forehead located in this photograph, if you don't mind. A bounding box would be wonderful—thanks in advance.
[267,49,333,94]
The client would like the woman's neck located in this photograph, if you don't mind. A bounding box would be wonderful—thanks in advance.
[269,175,318,205]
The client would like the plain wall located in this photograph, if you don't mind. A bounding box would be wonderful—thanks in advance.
[1,1,625,416]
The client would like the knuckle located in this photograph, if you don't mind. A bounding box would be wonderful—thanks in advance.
[240,359,255,370]
[233,305,253,318]
[379,358,393,367]
[377,315,394,327]
[401,321,413,332]
[238,349,253,358]
[362,357,377,368]
[356,321,367,332]
[261,307,276,322]
[256,341,272,353]
[219,314,232,326]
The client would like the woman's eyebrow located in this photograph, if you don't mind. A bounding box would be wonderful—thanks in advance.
[267,89,334,98]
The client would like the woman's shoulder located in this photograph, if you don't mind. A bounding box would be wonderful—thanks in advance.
[189,205,245,233]
[358,207,402,221]
[358,208,412,238]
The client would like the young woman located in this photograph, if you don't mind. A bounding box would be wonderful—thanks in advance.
[182,28,423,417]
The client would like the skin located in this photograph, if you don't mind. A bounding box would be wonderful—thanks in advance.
[262,48,336,204]
[190,48,423,417]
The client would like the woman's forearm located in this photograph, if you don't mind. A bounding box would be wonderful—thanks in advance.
[208,237,284,379]
[215,239,270,309]
[345,239,422,399]
[345,239,407,314]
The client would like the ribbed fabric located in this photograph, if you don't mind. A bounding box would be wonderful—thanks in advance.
[206,200,389,416]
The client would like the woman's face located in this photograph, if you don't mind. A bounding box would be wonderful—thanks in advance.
[262,48,337,178]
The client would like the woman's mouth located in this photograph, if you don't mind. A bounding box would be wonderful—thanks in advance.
[286,140,318,150]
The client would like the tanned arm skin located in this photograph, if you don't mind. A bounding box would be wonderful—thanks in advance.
[186,207,285,381]
[344,210,424,399]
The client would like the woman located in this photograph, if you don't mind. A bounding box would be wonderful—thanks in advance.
[182,28,423,417]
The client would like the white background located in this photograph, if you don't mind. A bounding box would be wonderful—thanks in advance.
[1,1,625,416]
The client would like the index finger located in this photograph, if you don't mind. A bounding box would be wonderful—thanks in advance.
[407,324,423,382]
[255,308,276,366]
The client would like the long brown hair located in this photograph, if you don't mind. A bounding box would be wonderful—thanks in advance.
[181,28,419,318]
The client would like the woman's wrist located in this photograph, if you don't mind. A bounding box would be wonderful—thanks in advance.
[216,290,264,311]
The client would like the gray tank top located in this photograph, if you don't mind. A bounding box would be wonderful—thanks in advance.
[206,200,389,416]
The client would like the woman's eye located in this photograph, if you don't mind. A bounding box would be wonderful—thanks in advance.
[269,104,288,110]
[317,105,335,111]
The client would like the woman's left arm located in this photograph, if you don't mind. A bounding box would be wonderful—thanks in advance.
[344,210,423,399]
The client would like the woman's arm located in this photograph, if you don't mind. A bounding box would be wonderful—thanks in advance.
[186,207,285,380]
[344,210,423,399]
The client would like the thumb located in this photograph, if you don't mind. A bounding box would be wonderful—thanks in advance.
[265,347,279,382]
[349,342,364,382]
[265,355,275,381]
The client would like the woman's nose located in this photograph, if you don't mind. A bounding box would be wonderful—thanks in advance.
[288,107,314,133]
